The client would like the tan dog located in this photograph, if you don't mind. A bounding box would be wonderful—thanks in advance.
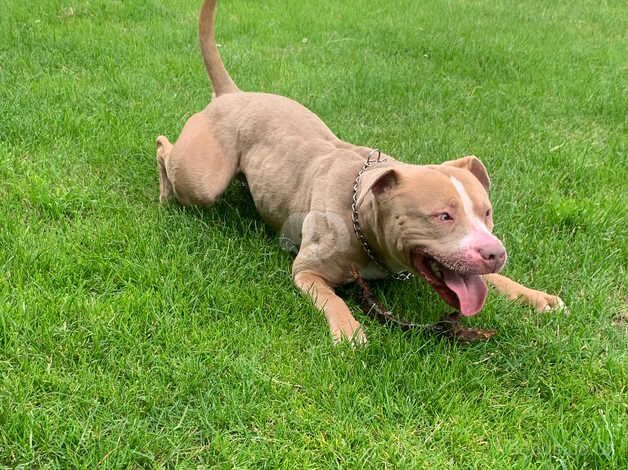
[157,0,564,343]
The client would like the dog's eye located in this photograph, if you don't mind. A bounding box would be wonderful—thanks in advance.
[438,212,453,222]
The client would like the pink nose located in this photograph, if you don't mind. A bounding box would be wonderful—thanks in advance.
[477,245,506,271]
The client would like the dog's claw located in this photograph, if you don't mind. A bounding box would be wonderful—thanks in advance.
[536,294,567,313]
[331,322,368,346]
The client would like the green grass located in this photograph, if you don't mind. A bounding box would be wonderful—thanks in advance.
[1,0,626,466]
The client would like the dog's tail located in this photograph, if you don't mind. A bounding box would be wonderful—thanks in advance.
[199,0,239,96]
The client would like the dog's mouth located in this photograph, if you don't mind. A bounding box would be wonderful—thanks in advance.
[411,249,488,316]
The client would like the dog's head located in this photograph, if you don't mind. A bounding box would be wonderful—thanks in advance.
[358,156,506,316]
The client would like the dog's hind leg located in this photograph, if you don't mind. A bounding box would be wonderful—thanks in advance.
[156,135,175,203]
[156,110,237,207]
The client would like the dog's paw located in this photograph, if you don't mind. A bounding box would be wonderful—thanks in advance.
[331,321,368,346]
[530,291,566,313]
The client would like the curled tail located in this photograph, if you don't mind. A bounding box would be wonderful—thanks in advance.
[199,0,239,96]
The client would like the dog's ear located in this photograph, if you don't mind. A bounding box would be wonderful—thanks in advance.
[370,169,399,197]
[442,155,491,191]
[357,168,399,206]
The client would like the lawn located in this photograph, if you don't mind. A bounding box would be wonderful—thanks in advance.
[1,0,626,467]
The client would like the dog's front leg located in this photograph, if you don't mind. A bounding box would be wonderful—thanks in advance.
[294,270,366,344]
[484,273,565,312]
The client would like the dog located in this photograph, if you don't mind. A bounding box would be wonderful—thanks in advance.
[156,0,564,343]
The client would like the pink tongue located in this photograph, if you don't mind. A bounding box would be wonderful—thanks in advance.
[442,271,488,316]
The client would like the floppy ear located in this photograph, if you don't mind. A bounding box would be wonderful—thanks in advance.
[442,155,491,191]
[370,169,398,196]
[356,168,399,206]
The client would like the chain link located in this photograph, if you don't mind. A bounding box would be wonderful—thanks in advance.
[351,149,413,281]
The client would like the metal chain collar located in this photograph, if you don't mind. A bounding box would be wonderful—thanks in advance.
[351,149,413,281]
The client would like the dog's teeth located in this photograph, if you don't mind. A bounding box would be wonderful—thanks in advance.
[429,261,443,279]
